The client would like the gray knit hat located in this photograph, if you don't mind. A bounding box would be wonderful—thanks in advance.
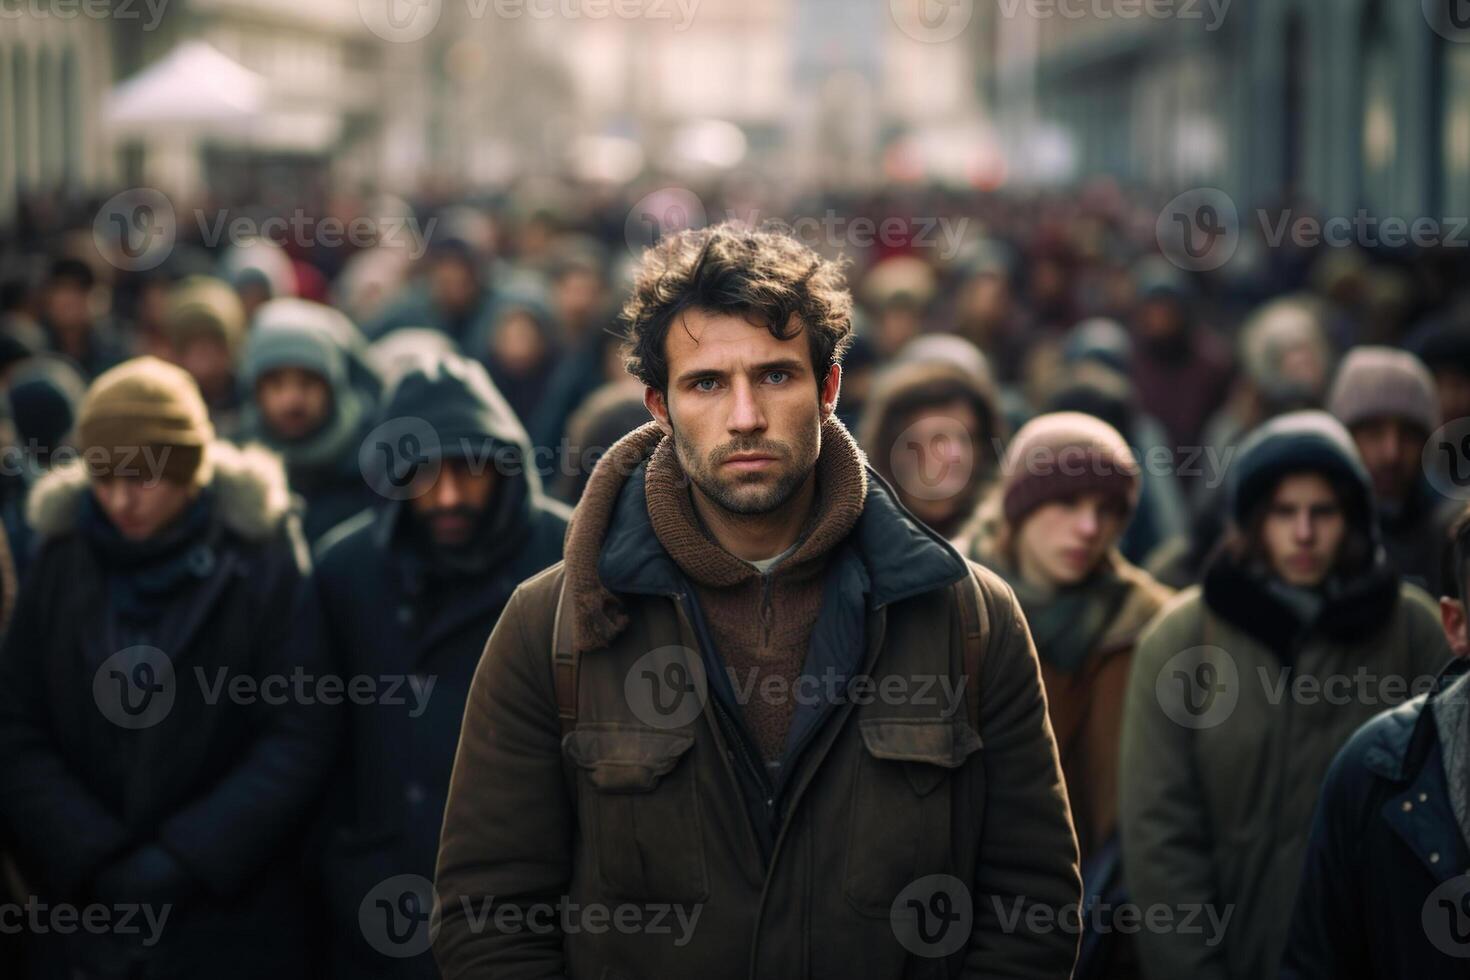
[1327,345,1439,435]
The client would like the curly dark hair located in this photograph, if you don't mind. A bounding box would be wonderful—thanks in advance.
[618,222,855,392]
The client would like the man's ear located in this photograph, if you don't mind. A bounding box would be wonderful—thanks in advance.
[1440,596,1470,658]
[819,363,842,421]
[644,386,673,437]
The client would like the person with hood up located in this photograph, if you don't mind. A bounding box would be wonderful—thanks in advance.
[0,356,335,979]
[466,285,562,427]
[1120,410,1452,980]
[431,222,1081,979]
[1280,504,1470,979]
[1200,295,1335,457]
[857,342,1007,542]
[313,352,569,977]
[1328,345,1454,595]
[238,298,382,544]
[366,238,497,349]
[163,276,248,439]
[1126,257,1233,476]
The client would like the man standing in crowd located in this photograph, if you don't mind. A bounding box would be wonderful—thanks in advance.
[432,224,1081,978]
[1121,410,1452,980]
[238,298,382,543]
[314,352,568,977]
[0,357,335,979]
[1281,503,1470,977]
[1328,345,1452,594]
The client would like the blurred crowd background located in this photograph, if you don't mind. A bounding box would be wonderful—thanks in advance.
[5,0,1470,976]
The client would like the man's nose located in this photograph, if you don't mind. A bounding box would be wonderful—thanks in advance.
[727,379,766,434]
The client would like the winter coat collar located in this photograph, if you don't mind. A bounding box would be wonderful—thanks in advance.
[562,417,970,656]
[1360,657,1470,785]
[1201,547,1401,662]
[26,441,292,544]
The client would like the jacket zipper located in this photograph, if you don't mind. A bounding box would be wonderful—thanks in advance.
[668,592,778,840]
[759,572,775,649]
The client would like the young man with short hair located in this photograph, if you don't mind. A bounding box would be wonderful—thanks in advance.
[433,223,1081,978]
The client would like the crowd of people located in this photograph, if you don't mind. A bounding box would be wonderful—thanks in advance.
[1,177,1469,978]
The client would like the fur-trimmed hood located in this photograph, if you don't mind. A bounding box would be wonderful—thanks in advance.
[27,441,293,543]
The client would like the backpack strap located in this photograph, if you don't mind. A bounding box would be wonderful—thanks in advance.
[552,577,579,736]
[952,564,988,732]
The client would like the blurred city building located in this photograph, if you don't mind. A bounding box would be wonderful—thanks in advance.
[976,0,1469,218]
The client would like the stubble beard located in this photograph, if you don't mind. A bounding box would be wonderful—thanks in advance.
[671,419,820,517]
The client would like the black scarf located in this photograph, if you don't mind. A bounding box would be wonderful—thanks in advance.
[82,488,217,627]
[1202,547,1401,664]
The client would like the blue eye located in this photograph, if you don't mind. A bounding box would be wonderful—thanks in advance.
[694,378,718,392]
[766,371,789,384]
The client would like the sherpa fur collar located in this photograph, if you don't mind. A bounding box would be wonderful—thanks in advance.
[27,441,293,543]
[562,417,876,656]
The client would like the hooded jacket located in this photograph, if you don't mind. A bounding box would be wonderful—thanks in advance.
[313,354,568,979]
[1119,412,1453,980]
[0,442,335,980]
[856,357,1006,542]
[238,299,382,543]
[431,415,1082,980]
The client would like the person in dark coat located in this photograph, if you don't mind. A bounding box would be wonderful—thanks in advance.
[36,257,130,382]
[1282,504,1470,979]
[1328,345,1456,595]
[313,351,569,978]
[0,356,335,980]
[364,238,496,349]
[238,298,382,544]
[1122,410,1451,980]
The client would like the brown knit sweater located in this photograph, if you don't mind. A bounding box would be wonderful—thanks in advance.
[644,416,868,762]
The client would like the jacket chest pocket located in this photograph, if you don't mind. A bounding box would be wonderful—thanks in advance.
[563,725,710,904]
[845,717,983,917]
